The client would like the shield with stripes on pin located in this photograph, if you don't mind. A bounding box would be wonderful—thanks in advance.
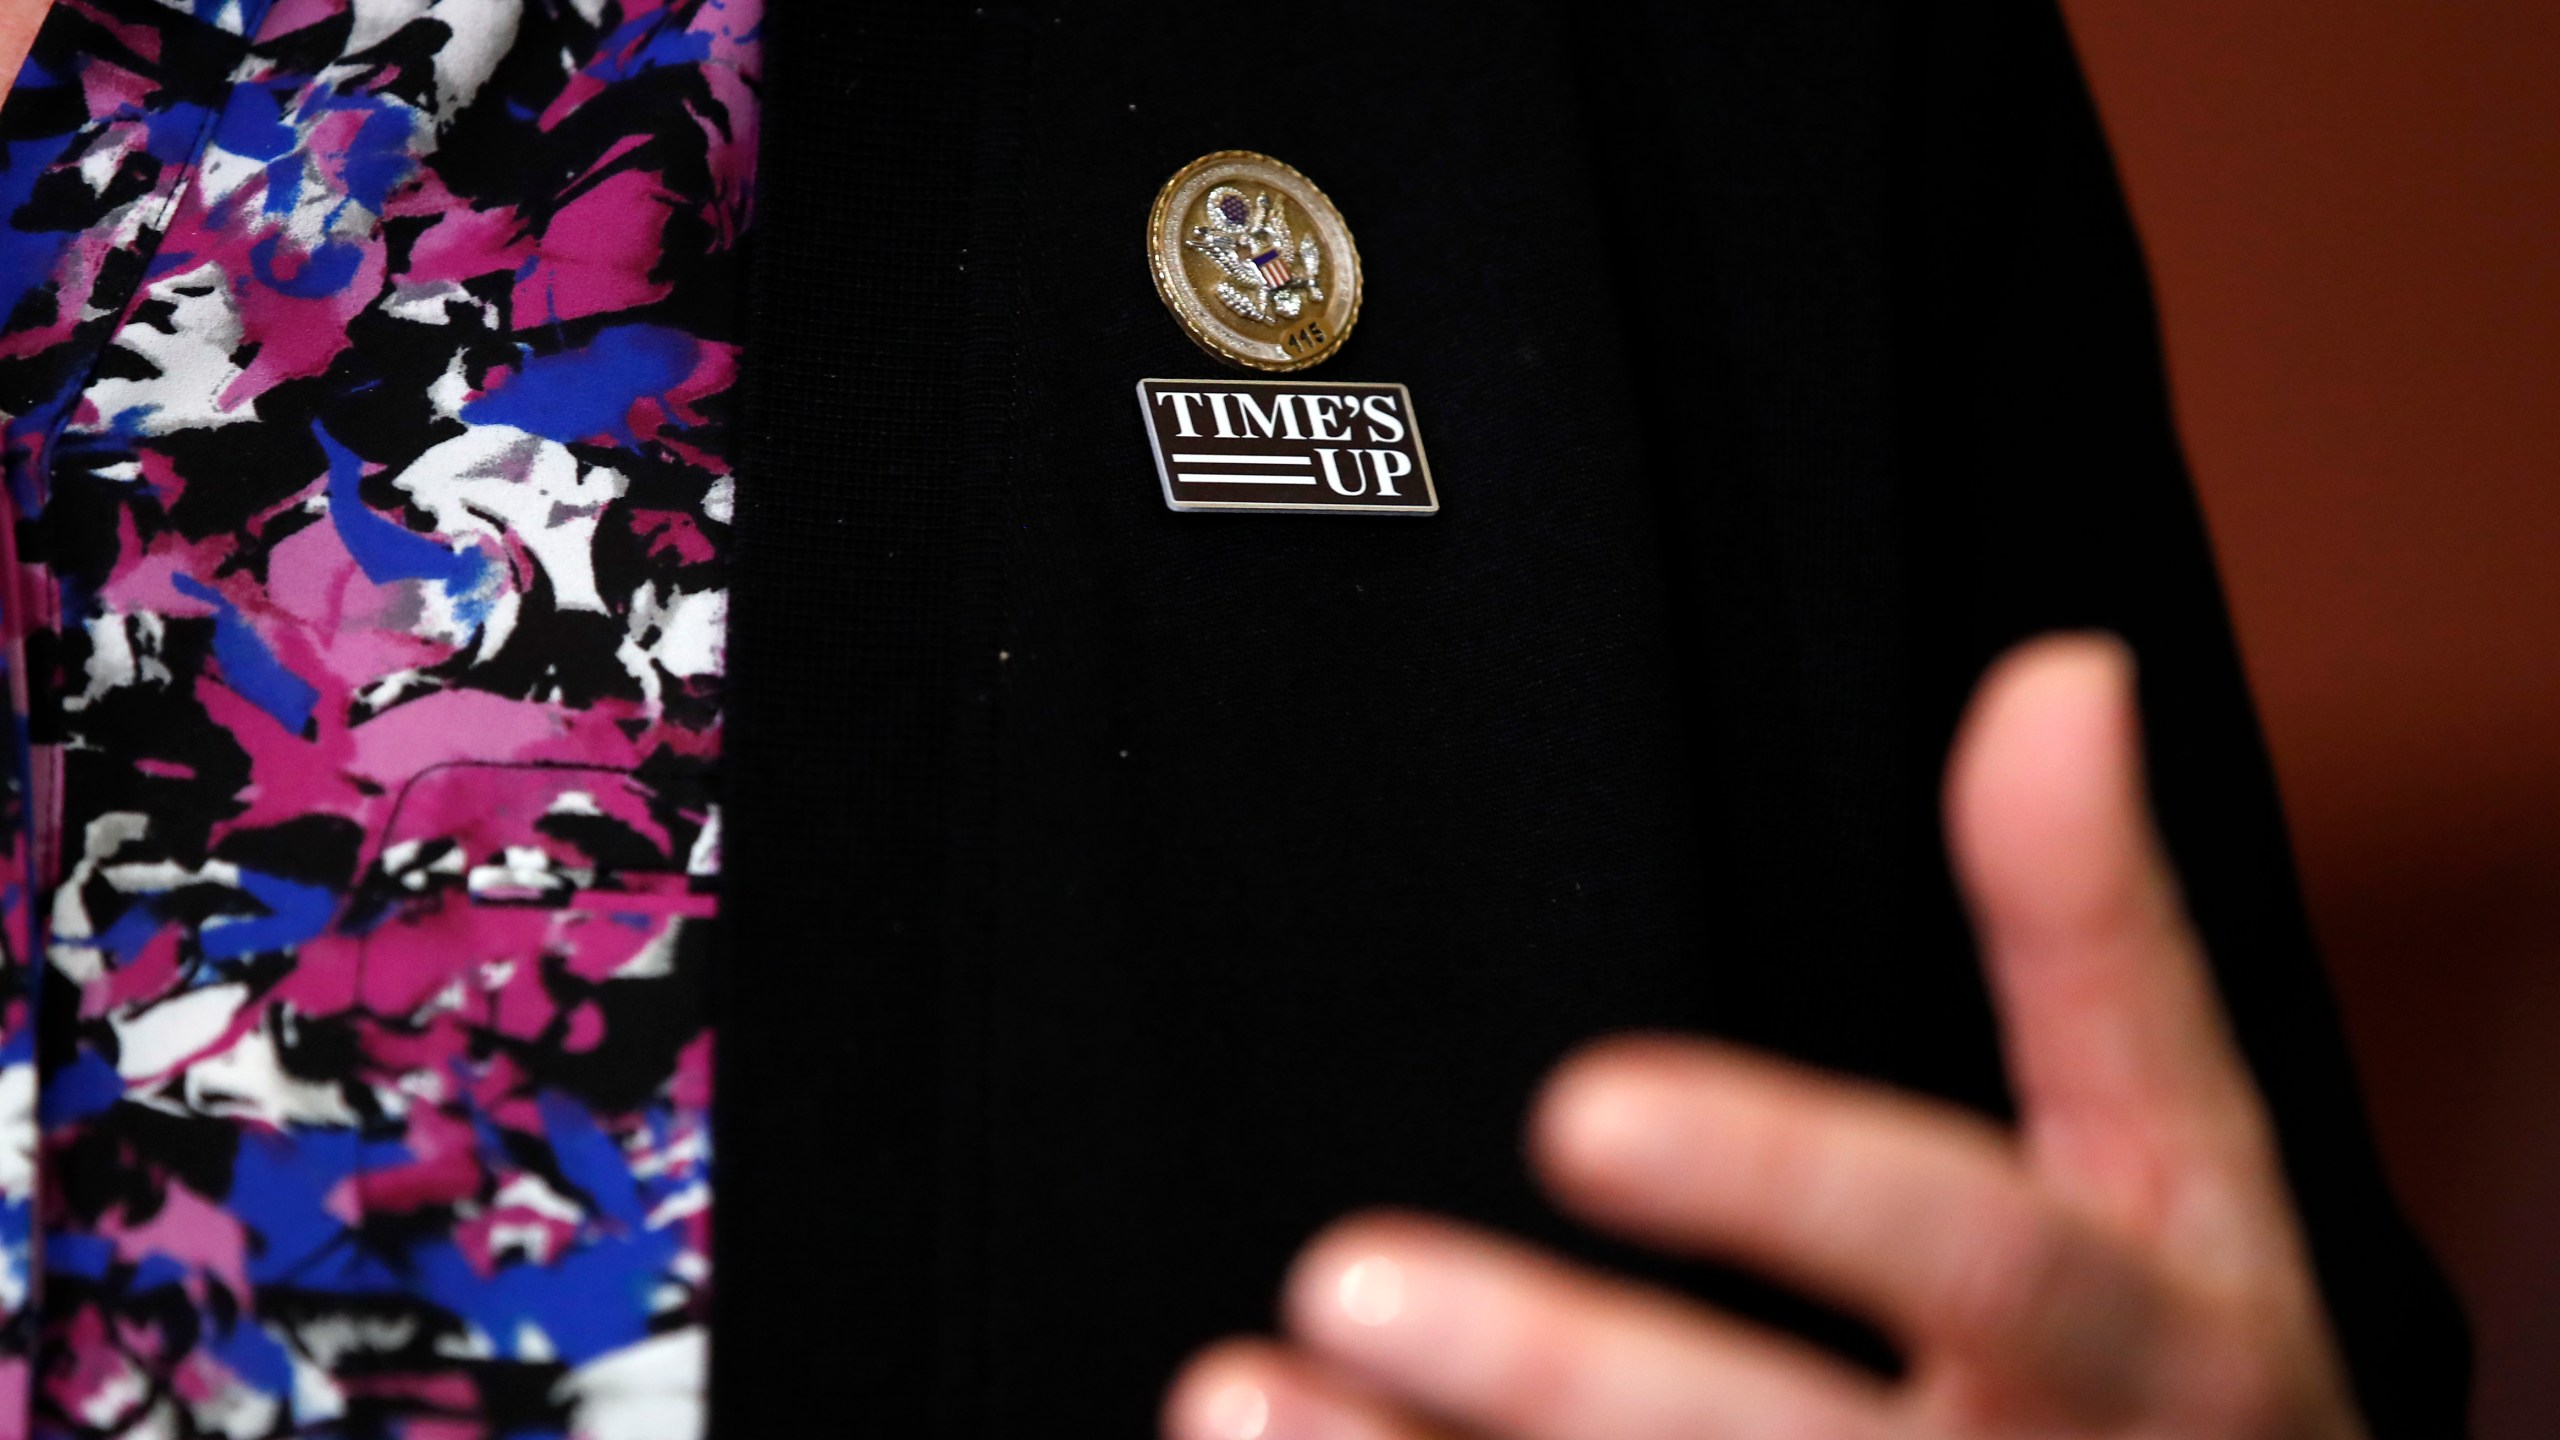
[1252,246,1294,288]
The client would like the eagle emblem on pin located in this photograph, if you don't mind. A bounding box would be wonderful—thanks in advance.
[1188,185,1325,325]
[1148,151,1362,371]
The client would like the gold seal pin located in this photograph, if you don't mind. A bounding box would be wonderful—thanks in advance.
[1147,151,1362,372]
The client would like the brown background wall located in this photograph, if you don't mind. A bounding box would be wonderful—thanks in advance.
[2056,5,2560,1436]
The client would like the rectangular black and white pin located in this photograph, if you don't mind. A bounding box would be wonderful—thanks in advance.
[1136,378,1439,515]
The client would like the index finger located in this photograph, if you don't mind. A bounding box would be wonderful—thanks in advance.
[1944,635,2291,1254]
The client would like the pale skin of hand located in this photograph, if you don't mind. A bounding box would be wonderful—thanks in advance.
[1163,635,2372,1440]
[0,0,48,112]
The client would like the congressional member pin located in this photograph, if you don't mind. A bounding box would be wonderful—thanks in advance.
[1148,151,1361,371]
[1137,378,1437,515]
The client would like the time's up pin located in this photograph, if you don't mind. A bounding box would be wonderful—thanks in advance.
[1140,151,1438,516]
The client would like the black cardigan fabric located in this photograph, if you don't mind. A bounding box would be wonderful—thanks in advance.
[714,2,2469,1435]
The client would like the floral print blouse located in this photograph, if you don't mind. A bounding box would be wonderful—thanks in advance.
[0,1,754,1434]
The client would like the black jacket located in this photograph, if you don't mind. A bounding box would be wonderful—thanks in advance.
[713,2,2470,1434]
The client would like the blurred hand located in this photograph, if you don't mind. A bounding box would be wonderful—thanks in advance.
[1163,635,2368,1440]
